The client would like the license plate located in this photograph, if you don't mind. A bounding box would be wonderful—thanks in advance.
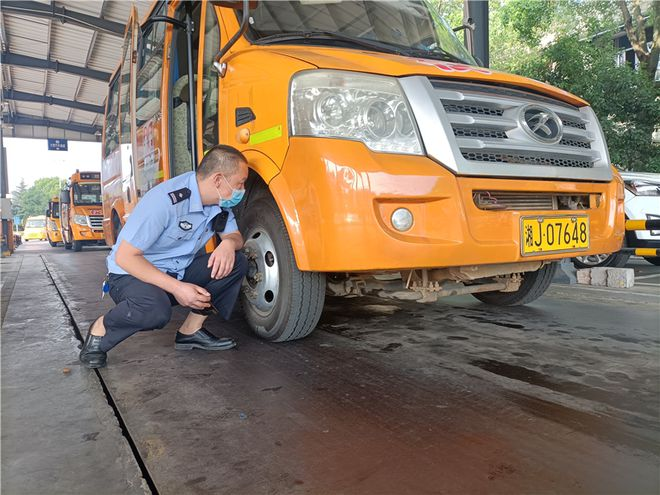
[521,216,589,256]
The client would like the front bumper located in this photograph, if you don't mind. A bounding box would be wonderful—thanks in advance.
[271,138,625,272]
[48,230,63,242]
[72,227,104,242]
[23,231,46,240]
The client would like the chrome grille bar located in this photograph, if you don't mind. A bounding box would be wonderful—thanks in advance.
[398,76,612,182]
[89,215,103,229]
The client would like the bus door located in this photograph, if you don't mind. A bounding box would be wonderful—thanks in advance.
[169,0,202,176]
[196,1,221,156]
[134,1,168,196]
[119,8,139,211]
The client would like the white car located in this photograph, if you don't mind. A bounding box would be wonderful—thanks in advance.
[573,171,660,268]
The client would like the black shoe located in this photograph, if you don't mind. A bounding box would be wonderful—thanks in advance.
[174,327,236,351]
[79,324,107,369]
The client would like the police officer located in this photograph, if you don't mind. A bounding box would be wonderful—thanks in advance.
[79,145,249,368]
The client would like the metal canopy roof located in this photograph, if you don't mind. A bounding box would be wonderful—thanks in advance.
[0,0,153,142]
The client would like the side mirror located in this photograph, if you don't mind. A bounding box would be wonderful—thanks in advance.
[60,190,70,204]
[45,209,50,217]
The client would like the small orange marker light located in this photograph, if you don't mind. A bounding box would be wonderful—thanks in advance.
[237,128,250,144]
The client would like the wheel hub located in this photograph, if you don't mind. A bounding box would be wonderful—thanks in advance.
[575,253,611,266]
[242,229,279,314]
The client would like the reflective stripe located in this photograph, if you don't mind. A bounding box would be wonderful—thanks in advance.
[634,248,659,257]
[626,219,660,231]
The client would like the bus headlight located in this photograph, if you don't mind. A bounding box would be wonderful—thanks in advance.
[73,215,88,226]
[290,70,423,155]
[48,220,58,231]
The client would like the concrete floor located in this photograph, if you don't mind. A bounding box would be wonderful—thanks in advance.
[2,240,659,494]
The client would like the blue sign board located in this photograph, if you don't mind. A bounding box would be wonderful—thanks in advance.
[48,138,68,151]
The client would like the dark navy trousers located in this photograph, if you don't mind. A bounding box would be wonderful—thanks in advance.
[99,252,248,352]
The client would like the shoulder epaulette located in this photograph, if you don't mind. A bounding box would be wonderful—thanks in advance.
[168,187,191,205]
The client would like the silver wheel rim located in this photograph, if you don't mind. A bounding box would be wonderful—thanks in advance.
[242,228,279,316]
[575,253,612,266]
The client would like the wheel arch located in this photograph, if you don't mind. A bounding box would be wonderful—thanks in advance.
[240,150,312,271]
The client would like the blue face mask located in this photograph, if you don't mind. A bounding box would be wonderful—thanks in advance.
[217,175,245,208]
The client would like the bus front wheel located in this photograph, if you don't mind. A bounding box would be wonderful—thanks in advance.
[64,229,73,250]
[240,197,325,342]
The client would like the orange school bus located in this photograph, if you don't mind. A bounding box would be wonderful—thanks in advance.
[60,171,105,251]
[101,0,624,342]
[45,196,63,246]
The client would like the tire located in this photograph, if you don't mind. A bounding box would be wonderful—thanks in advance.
[240,197,325,342]
[644,257,660,266]
[572,252,630,269]
[472,262,558,306]
[64,230,73,250]
[72,240,83,252]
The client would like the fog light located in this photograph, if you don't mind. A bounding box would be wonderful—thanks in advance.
[391,208,413,232]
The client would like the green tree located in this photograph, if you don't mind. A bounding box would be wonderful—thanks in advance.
[490,0,660,172]
[16,177,62,220]
[617,0,659,81]
[11,178,27,219]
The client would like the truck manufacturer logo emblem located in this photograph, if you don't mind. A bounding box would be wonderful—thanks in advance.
[520,105,563,144]
[179,220,193,231]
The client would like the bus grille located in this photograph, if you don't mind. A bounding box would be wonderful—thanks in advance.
[432,80,602,170]
[473,191,592,211]
[89,215,103,230]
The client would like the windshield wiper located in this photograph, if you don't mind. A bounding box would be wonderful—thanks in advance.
[397,46,468,65]
[255,31,406,56]
[255,31,472,65]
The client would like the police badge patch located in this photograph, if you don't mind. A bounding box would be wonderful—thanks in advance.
[179,220,193,231]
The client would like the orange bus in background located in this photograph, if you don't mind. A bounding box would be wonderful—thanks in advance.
[46,196,63,247]
[60,170,105,251]
[101,0,624,342]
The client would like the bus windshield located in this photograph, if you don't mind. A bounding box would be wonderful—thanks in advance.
[73,183,102,205]
[26,219,46,228]
[50,202,60,218]
[243,0,476,65]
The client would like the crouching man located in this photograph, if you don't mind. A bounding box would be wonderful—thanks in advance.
[80,145,249,368]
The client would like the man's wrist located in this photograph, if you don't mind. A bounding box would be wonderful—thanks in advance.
[218,239,237,251]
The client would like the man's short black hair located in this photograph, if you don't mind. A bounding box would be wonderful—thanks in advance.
[197,145,247,178]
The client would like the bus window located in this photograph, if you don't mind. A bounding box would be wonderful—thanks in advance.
[136,4,165,126]
[135,2,167,195]
[201,3,220,152]
[49,201,60,219]
[73,183,102,205]
[119,25,133,149]
[104,76,120,158]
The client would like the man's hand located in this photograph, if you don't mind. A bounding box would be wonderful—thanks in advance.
[208,241,236,279]
[172,282,211,309]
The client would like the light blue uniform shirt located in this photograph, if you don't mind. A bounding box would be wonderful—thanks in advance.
[107,171,238,280]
